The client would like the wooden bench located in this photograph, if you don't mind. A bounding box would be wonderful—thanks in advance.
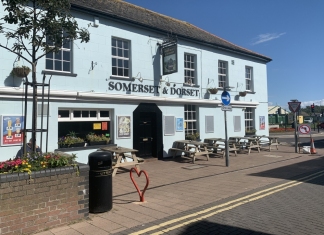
[193,150,210,162]
[238,141,260,154]
[207,143,238,158]
[123,153,145,163]
[247,143,260,154]
[169,148,196,162]
[169,147,209,163]
[254,136,280,152]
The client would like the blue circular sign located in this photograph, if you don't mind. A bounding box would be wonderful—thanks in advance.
[221,91,231,106]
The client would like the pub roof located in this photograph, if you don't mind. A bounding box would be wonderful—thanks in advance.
[71,0,271,62]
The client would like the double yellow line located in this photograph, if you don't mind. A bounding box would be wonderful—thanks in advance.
[130,169,324,235]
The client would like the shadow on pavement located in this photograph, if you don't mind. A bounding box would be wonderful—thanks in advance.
[180,220,271,235]
[249,157,324,186]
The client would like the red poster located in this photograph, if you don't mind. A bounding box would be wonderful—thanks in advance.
[102,122,108,130]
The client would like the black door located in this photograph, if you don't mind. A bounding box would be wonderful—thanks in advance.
[133,103,163,159]
[139,113,154,157]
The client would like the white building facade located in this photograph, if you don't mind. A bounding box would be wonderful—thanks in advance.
[0,0,271,163]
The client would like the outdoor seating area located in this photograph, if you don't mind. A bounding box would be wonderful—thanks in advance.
[169,136,280,162]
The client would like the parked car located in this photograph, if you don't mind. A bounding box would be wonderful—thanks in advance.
[304,117,313,123]
[317,122,324,129]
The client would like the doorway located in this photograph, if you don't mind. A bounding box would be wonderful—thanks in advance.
[133,103,163,159]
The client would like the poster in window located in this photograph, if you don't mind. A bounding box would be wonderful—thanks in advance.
[176,118,184,132]
[93,123,101,130]
[259,116,265,130]
[117,116,131,138]
[162,44,178,75]
[102,122,108,130]
[1,115,25,146]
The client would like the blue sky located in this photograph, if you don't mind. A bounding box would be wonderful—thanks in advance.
[125,0,324,110]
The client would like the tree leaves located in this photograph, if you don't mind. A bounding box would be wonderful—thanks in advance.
[0,0,90,65]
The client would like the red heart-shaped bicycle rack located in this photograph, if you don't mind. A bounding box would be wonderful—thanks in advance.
[130,167,149,202]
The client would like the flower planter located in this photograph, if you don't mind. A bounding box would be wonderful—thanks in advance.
[208,88,218,94]
[239,91,247,97]
[12,67,31,77]
[59,142,85,148]
[89,140,107,146]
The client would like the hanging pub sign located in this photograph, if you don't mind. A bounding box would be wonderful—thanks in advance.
[162,42,178,75]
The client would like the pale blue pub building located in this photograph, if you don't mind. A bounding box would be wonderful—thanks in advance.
[0,0,271,163]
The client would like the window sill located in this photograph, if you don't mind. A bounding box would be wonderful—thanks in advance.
[42,70,77,77]
[245,90,256,94]
[217,87,232,91]
[183,83,200,88]
[110,76,135,82]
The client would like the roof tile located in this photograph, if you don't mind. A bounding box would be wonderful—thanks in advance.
[71,0,271,62]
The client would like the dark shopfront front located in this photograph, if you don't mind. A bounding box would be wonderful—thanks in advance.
[133,103,163,159]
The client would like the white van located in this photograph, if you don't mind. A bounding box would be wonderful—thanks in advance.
[304,117,313,123]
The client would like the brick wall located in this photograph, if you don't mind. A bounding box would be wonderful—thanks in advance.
[0,164,89,235]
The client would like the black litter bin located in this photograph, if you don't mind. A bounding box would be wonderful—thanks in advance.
[88,151,113,213]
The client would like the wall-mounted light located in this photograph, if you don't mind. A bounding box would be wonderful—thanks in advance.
[132,72,143,82]
[160,76,171,86]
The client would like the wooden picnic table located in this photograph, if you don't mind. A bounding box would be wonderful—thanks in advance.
[229,136,260,154]
[203,138,237,157]
[100,146,141,176]
[169,140,209,163]
[253,135,280,151]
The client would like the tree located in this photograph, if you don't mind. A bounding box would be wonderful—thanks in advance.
[0,0,89,152]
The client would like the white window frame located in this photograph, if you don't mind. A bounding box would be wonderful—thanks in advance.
[218,60,227,88]
[184,54,196,84]
[111,37,130,78]
[58,109,111,122]
[245,108,254,131]
[245,66,253,91]
[184,104,198,135]
[45,32,72,73]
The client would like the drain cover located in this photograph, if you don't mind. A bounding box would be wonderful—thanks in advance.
[182,165,207,170]
[263,155,283,158]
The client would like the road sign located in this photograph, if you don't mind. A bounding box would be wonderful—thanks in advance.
[221,105,232,111]
[298,124,311,135]
[221,91,231,106]
[288,102,301,113]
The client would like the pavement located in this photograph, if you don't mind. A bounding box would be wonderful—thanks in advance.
[35,144,324,235]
